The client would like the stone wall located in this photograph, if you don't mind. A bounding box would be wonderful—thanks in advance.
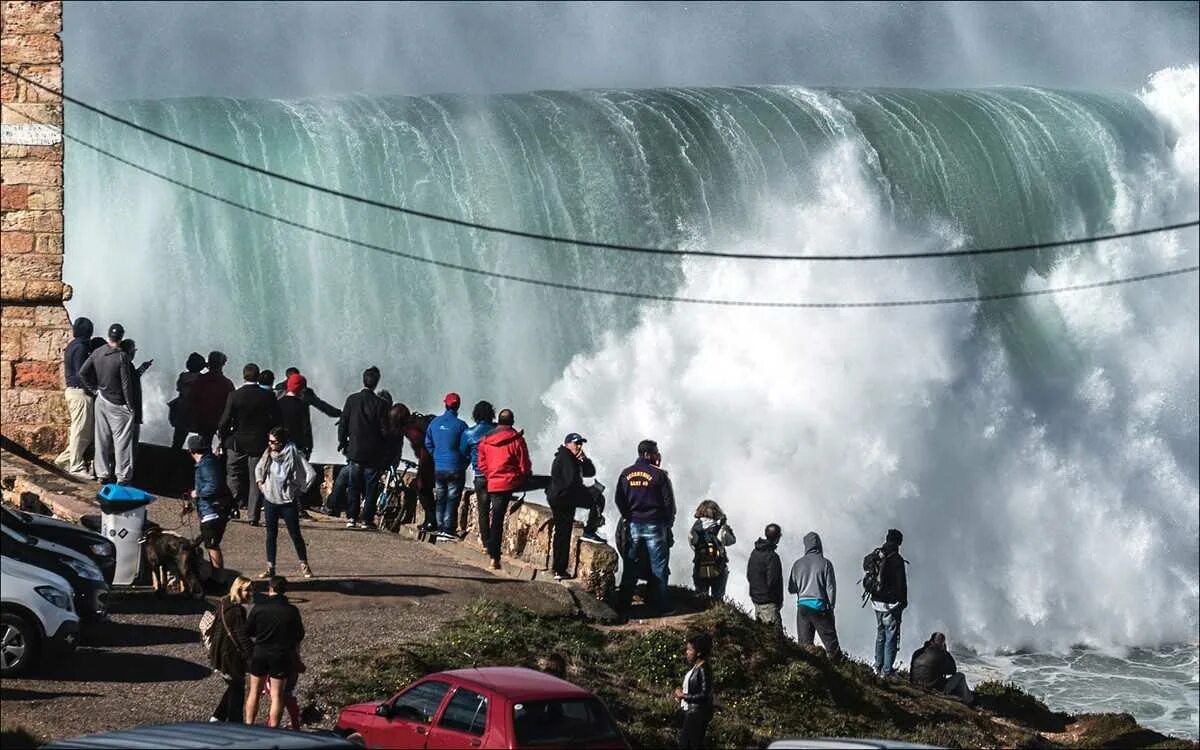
[0,1,69,456]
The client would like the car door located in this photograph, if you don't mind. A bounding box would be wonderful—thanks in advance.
[425,685,491,750]
[366,679,452,749]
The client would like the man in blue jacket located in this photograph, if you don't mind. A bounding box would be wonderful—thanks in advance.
[424,392,469,539]
[614,439,677,616]
[459,400,496,545]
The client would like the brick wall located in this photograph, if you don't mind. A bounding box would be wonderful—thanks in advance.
[1,0,68,455]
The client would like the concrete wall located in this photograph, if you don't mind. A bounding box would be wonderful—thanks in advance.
[1,1,69,456]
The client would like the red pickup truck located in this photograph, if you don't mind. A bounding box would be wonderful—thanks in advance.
[335,666,629,749]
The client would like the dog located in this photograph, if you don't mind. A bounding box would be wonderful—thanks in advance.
[140,521,206,598]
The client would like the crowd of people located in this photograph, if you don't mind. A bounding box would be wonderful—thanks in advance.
[56,318,975,741]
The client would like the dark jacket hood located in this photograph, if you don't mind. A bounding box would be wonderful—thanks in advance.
[754,537,777,553]
[803,531,823,555]
[72,317,93,339]
[882,541,901,556]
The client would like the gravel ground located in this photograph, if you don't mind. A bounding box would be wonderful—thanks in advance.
[0,499,579,743]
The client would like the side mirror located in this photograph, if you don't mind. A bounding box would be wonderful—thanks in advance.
[375,703,392,718]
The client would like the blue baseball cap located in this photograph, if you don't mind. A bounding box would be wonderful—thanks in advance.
[564,432,587,444]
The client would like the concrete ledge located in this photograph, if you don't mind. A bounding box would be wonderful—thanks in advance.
[1,440,96,521]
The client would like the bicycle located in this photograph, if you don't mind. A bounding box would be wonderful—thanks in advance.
[376,458,417,532]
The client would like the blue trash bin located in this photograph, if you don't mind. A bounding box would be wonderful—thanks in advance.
[98,484,156,586]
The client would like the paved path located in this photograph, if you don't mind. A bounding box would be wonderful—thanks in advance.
[0,499,580,742]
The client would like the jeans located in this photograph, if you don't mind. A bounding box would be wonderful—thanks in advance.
[617,521,671,612]
[693,569,728,599]
[487,492,513,560]
[473,475,490,544]
[264,502,308,567]
[212,673,245,722]
[434,470,465,534]
[550,505,575,577]
[874,607,903,675]
[797,605,842,657]
[345,461,379,525]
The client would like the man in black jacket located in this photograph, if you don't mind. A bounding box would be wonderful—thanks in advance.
[747,523,784,630]
[868,528,909,677]
[78,323,139,485]
[338,366,387,529]
[217,363,282,525]
[273,366,342,419]
[245,576,305,726]
[546,432,598,581]
[614,439,676,615]
[910,632,974,704]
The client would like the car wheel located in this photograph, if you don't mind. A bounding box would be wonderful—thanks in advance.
[0,612,41,677]
[346,733,366,747]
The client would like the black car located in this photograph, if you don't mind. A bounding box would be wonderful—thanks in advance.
[42,723,357,749]
[0,505,116,584]
[0,523,109,622]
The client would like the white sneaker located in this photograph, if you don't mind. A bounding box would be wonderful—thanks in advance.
[346,521,357,529]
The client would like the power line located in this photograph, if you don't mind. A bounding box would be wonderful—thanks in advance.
[4,66,1197,262]
[17,106,1197,310]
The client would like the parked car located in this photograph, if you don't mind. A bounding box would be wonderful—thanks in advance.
[41,723,357,749]
[0,505,116,584]
[0,554,79,676]
[335,666,629,749]
[0,523,108,622]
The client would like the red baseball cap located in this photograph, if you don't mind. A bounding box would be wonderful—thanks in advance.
[444,392,461,408]
[286,373,307,394]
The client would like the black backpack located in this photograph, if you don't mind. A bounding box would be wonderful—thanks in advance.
[859,547,886,606]
[693,523,728,579]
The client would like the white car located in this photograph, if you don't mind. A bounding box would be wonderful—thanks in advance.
[1,554,80,676]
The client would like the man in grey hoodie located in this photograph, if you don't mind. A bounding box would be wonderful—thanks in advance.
[786,531,841,658]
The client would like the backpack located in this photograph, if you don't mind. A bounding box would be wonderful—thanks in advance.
[859,547,886,606]
[199,609,217,655]
[693,523,728,580]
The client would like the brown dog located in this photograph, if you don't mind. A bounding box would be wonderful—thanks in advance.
[140,521,205,598]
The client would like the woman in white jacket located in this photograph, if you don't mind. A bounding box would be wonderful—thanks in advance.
[255,426,316,579]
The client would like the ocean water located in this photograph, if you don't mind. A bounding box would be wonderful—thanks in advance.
[63,66,1199,736]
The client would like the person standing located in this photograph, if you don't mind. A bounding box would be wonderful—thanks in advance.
[78,323,139,485]
[787,531,841,658]
[55,317,96,478]
[187,434,233,571]
[688,500,736,600]
[209,576,253,722]
[190,351,235,449]
[118,339,147,451]
[460,400,496,546]
[546,432,596,581]
[747,524,784,631]
[910,632,974,704]
[475,409,532,568]
[674,632,714,749]
[255,427,315,579]
[403,412,436,528]
[867,528,908,677]
[244,576,305,727]
[170,352,206,450]
[338,366,387,530]
[614,439,677,616]
[424,393,469,539]
[277,373,314,459]
[218,363,282,526]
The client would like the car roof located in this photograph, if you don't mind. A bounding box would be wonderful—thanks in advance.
[435,667,595,701]
[41,722,356,749]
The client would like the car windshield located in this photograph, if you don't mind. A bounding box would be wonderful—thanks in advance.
[512,697,621,747]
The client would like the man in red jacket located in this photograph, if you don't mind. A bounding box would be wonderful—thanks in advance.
[475,408,532,569]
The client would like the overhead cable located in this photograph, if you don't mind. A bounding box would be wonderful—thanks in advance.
[20,108,1197,310]
[3,66,1197,263]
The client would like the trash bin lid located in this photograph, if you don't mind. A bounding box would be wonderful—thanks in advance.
[97,484,156,513]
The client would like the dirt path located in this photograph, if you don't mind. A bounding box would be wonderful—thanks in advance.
[0,499,580,743]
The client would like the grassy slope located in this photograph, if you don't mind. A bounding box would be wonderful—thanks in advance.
[304,601,1194,750]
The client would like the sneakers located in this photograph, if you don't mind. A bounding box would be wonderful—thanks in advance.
[300,562,314,579]
[553,572,566,582]
[346,520,357,529]
[581,531,606,543]
[436,531,458,541]
[259,567,274,580]
[490,559,502,570]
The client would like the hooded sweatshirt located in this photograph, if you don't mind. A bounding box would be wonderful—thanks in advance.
[475,425,532,493]
[787,532,836,612]
[747,537,783,607]
[254,443,317,505]
[78,344,138,417]
[63,318,94,389]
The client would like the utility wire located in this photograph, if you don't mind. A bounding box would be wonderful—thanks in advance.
[4,66,1197,262]
[14,104,1196,310]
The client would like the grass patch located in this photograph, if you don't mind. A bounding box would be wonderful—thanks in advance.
[305,601,1184,749]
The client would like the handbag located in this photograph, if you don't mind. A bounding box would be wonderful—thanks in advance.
[291,651,307,674]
